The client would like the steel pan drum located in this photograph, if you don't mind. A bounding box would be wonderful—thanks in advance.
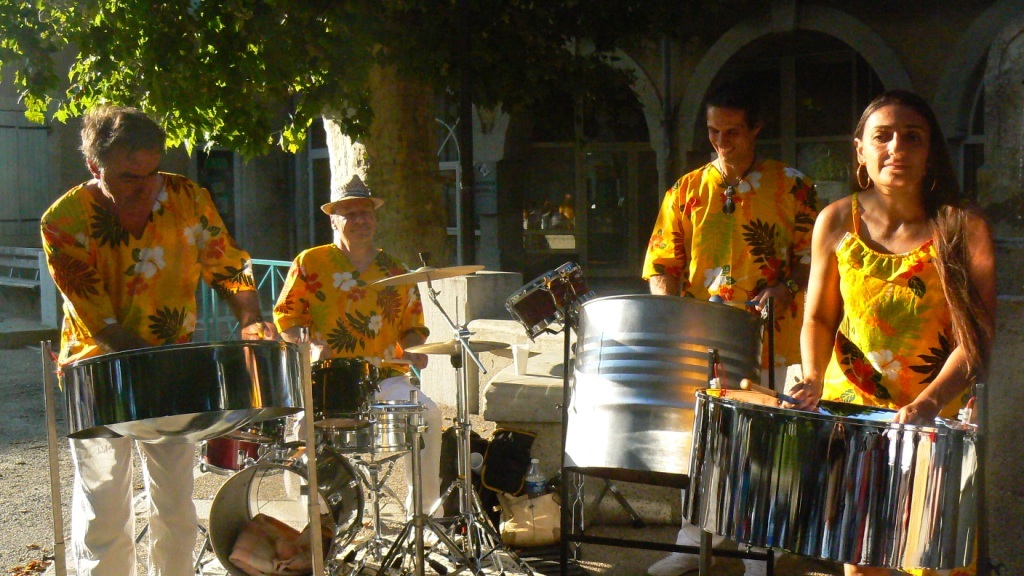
[62,341,303,443]
[565,295,762,477]
[686,389,976,570]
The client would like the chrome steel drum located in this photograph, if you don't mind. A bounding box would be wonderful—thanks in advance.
[310,357,382,421]
[369,400,424,453]
[686,389,977,570]
[62,341,303,443]
[209,444,364,576]
[564,295,762,477]
[315,418,374,453]
[505,262,595,339]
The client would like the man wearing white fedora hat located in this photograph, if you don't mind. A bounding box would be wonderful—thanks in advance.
[273,173,444,518]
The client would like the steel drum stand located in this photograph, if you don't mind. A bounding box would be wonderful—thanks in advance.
[42,340,68,576]
[411,262,533,576]
[975,379,991,576]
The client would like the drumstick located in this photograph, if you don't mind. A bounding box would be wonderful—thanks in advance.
[739,378,799,405]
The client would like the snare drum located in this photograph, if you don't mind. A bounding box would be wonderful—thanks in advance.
[315,418,374,453]
[505,261,594,338]
[201,419,285,475]
[369,401,424,453]
[310,357,382,419]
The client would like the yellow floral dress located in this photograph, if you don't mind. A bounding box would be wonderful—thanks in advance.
[642,159,818,367]
[821,194,970,419]
[272,246,428,367]
[823,194,973,576]
[40,174,256,365]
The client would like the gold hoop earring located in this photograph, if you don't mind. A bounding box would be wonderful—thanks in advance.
[929,175,938,192]
[856,164,872,190]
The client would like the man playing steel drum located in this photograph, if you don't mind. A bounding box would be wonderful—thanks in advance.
[41,105,276,576]
[642,79,819,576]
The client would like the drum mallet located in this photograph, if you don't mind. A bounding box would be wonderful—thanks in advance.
[740,378,799,405]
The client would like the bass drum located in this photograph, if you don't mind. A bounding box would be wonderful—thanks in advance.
[686,389,977,570]
[208,444,364,576]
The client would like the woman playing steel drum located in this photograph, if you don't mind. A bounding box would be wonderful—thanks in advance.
[788,90,996,576]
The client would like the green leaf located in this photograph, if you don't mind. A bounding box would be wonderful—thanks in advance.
[907,276,926,298]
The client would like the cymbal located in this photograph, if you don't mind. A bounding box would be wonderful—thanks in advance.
[405,340,509,356]
[371,264,485,287]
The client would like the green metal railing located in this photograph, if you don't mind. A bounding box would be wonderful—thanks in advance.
[194,258,292,341]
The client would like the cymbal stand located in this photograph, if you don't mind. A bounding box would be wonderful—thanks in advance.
[415,254,532,575]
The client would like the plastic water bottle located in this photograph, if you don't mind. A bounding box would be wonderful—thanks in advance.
[524,458,546,496]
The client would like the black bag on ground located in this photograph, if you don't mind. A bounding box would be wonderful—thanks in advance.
[481,428,536,495]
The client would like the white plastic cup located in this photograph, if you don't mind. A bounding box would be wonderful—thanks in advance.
[470,451,484,473]
[512,343,529,375]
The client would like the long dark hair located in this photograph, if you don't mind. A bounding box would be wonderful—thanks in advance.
[853,90,993,380]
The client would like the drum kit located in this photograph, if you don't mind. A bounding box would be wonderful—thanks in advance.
[39,261,538,576]
[39,259,984,576]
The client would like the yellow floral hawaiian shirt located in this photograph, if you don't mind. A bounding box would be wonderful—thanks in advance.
[642,159,818,367]
[40,174,256,364]
[272,246,428,366]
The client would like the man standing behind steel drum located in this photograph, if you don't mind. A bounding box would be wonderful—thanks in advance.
[40,105,277,576]
[641,79,819,576]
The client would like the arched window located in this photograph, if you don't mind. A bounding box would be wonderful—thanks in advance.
[692,31,883,206]
[962,86,985,200]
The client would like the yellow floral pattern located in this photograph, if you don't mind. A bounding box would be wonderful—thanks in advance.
[272,246,427,366]
[40,174,256,364]
[642,159,818,366]
[821,195,968,420]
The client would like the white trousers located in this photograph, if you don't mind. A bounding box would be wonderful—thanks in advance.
[292,374,443,515]
[69,437,197,576]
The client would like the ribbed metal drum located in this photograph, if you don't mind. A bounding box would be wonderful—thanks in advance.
[564,295,762,477]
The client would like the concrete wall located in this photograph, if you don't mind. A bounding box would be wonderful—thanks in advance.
[417,271,523,412]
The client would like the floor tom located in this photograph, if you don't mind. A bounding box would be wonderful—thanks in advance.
[310,357,381,418]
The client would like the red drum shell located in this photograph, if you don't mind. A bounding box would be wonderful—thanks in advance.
[505,262,595,339]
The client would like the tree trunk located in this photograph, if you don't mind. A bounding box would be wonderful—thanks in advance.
[322,65,448,269]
